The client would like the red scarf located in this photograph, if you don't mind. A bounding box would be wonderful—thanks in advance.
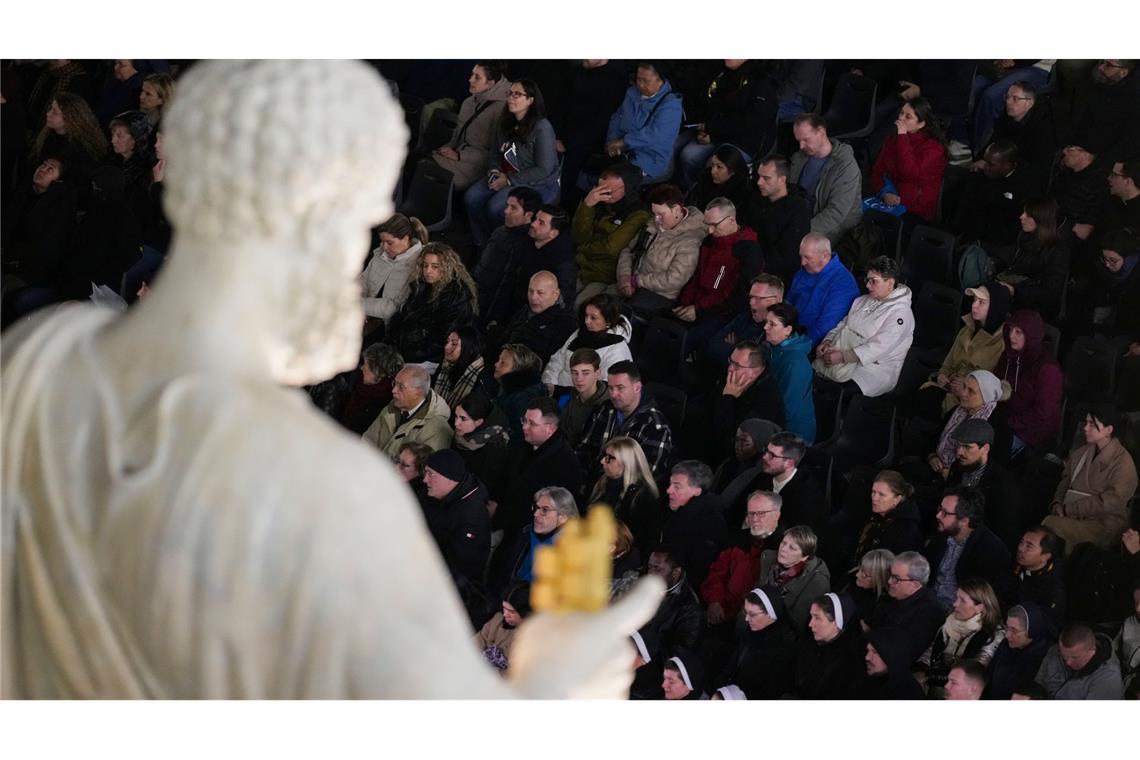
[775,559,808,590]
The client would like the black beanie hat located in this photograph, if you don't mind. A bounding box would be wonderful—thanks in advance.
[424,448,466,482]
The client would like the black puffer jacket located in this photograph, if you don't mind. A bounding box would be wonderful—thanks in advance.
[703,61,780,159]
[853,499,925,561]
[388,277,478,364]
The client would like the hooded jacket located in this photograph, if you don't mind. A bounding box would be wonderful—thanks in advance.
[871,130,947,222]
[768,333,817,443]
[363,389,454,458]
[985,601,1052,700]
[572,197,653,285]
[790,138,863,241]
[1049,436,1138,541]
[927,281,1010,413]
[607,81,684,180]
[793,593,866,699]
[813,285,915,397]
[434,76,511,189]
[862,627,926,699]
[993,309,1062,447]
[1035,633,1124,700]
[616,206,706,301]
[677,226,760,318]
[542,316,634,387]
[787,254,860,347]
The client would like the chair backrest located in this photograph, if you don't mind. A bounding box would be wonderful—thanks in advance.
[1063,336,1119,403]
[398,160,454,231]
[1040,322,1061,360]
[903,225,956,285]
[892,345,946,400]
[827,394,897,470]
[912,282,964,351]
[636,317,690,382]
[418,107,459,153]
[398,94,426,150]
[823,73,878,139]
[645,382,686,435]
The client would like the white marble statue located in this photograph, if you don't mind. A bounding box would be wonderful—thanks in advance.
[1,60,663,699]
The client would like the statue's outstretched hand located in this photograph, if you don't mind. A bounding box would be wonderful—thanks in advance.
[507,576,665,699]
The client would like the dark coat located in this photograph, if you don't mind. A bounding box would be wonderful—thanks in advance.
[1014,560,1067,632]
[453,419,511,496]
[475,225,532,328]
[718,617,797,700]
[870,587,948,664]
[924,525,1015,605]
[646,575,704,661]
[514,232,578,305]
[989,106,1055,189]
[388,278,478,364]
[425,473,492,590]
[493,368,546,442]
[952,166,1039,247]
[660,492,728,590]
[713,369,787,462]
[702,61,780,159]
[744,185,812,287]
[597,479,663,561]
[493,432,582,534]
[852,500,925,561]
[984,600,1052,700]
[860,627,926,699]
[793,623,867,699]
[1001,232,1070,320]
[748,468,828,540]
[487,524,560,599]
[496,302,577,364]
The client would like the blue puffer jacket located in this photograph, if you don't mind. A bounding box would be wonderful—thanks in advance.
[606,81,683,180]
[787,255,859,348]
[769,333,817,443]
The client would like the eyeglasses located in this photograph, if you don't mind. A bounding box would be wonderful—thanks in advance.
[762,448,792,460]
[936,508,958,516]
[888,574,916,584]
[602,453,618,463]
[1100,60,1128,70]
[532,504,558,515]
[506,90,530,99]
[745,509,778,519]
[728,358,759,370]
[1004,94,1033,101]
[864,276,884,285]
[706,216,733,230]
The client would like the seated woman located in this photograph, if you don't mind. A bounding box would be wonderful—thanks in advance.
[755,525,832,634]
[433,327,487,411]
[463,78,560,249]
[993,309,1062,457]
[763,302,816,443]
[597,61,682,185]
[813,256,915,398]
[677,59,778,187]
[985,601,1052,700]
[108,110,156,217]
[850,471,923,568]
[360,213,429,328]
[616,183,705,317]
[685,144,753,214]
[138,73,175,126]
[842,548,895,628]
[394,441,434,505]
[916,282,1010,421]
[542,293,633,395]
[661,653,707,700]
[918,579,1005,698]
[714,587,796,700]
[910,370,1005,486]
[869,97,948,223]
[490,343,545,442]
[308,342,403,435]
[609,520,642,601]
[386,243,479,371]
[792,592,865,699]
[993,198,1070,321]
[430,62,511,191]
[587,436,661,559]
[30,93,108,180]
[451,390,510,495]
[473,582,531,674]
[1044,403,1139,551]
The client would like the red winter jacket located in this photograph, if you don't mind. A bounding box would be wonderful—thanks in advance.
[677,227,756,313]
[871,131,947,222]
[699,540,765,618]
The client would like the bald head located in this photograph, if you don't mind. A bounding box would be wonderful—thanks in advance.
[528,270,561,314]
[799,232,832,274]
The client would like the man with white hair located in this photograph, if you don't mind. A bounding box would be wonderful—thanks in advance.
[1,60,662,700]
[869,551,948,664]
[700,491,784,629]
[785,232,859,347]
[364,364,454,456]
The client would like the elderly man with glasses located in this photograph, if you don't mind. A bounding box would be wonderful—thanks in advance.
[487,486,579,599]
[701,491,785,632]
[869,551,948,664]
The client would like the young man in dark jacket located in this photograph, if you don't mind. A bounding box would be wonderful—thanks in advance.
[745,154,813,287]
[1013,525,1067,630]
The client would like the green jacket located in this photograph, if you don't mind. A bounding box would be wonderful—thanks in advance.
[573,202,652,285]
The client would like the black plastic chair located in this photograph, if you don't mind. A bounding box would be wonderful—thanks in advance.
[823,73,878,140]
[911,282,964,351]
[398,94,425,150]
[902,225,956,286]
[637,317,690,383]
[398,160,455,233]
[1040,322,1061,361]
[417,107,459,153]
[863,211,904,263]
[891,345,945,402]
[645,382,687,437]
[812,394,897,475]
[1063,335,1118,404]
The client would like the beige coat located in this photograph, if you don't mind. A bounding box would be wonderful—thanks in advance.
[920,314,1005,413]
[616,206,706,301]
[363,389,453,457]
[1050,437,1139,538]
[431,77,510,190]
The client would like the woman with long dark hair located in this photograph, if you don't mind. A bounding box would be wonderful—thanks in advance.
[541,292,633,393]
[463,79,560,248]
[869,96,947,223]
[994,197,1070,320]
[433,326,487,410]
[685,144,753,213]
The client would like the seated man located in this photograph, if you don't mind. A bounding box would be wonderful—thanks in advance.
[487,271,576,364]
[616,183,706,317]
[975,79,1055,189]
[474,186,542,328]
[711,340,786,461]
[944,659,987,700]
[598,61,682,184]
[1044,403,1139,551]
[1034,623,1124,700]
[1051,142,1109,247]
[870,551,948,664]
[562,348,609,449]
[861,628,925,699]
[660,461,728,590]
[363,364,453,457]
[1014,525,1067,629]
[644,543,704,661]
[491,397,582,534]
[938,419,1021,546]
[745,154,812,287]
[953,141,1039,247]
[701,490,784,628]
[786,233,859,348]
[672,197,763,357]
[487,486,579,598]
[1105,160,1140,235]
[924,486,1013,608]
[573,163,652,305]
[743,432,827,538]
[514,205,577,307]
[421,449,492,626]
[788,113,862,242]
[577,360,674,482]
[1066,59,1139,167]
[702,274,784,377]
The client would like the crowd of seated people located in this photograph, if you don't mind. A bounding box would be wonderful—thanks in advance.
[3,58,1139,700]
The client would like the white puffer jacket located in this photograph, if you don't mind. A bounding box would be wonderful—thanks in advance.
[812,285,914,397]
[542,316,634,387]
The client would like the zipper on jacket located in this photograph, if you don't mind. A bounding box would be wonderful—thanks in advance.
[713,265,726,290]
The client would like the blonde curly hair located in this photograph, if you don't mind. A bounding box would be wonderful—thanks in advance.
[414,242,479,315]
